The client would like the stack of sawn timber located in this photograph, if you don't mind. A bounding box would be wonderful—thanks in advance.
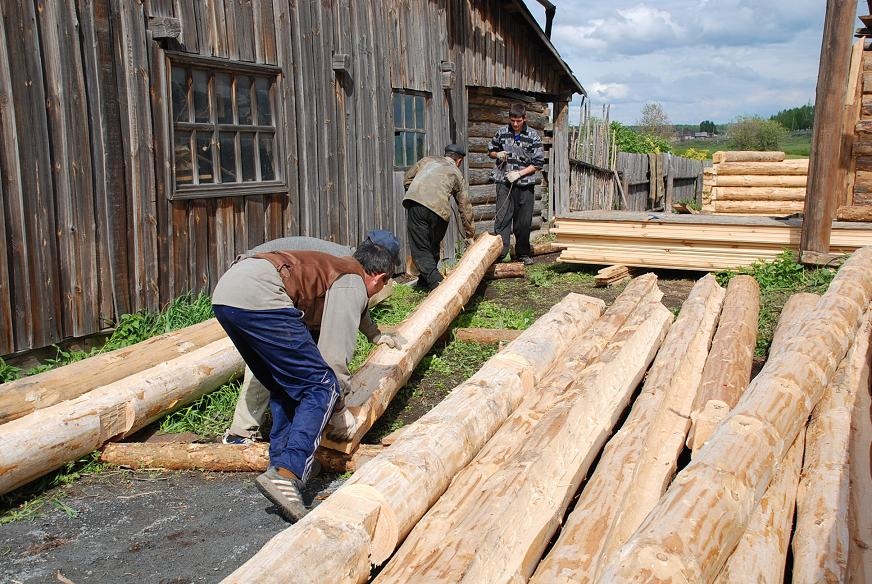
[0,234,505,496]
[466,90,549,237]
[226,247,872,584]
[702,151,808,216]
[552,211,872,271]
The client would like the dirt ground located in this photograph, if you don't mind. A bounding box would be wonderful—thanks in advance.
[0,255,697,584]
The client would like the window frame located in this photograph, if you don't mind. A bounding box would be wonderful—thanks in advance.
[165,52,286,200]
[392,90,429,171]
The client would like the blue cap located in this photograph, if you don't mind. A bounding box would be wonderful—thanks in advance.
[366,229,401,262]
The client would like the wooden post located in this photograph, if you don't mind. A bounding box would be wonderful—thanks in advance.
[223,292,611,583]
[599,246,872,583]
[552,99,570,216]
[665,153,675,212]
[801,0,859,257]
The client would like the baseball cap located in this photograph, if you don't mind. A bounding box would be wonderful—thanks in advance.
[444,143,466,157]
[366,229,401,262]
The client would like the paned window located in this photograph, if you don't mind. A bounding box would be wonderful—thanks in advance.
[393,91,427,169]
[169,56,282,198]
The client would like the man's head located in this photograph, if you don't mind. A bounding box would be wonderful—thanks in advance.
[355,230,400,297]
[444,143,466,167]
[509,103,526,134]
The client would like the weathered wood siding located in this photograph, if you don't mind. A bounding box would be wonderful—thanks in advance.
[0,0,579,356]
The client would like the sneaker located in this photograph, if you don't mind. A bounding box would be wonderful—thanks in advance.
[221,430,253,445]
[255,467,308,522]
[520,256,534,266]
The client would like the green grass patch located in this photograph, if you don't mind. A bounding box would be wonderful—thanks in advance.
[159,380,242,436]
[524,262,597,289]
[370,284,427,325]
[455,298,534,330]
[716,251,836,357]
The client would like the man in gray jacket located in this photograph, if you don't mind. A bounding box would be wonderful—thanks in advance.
[402,144,475,291]
[222,232,399,445]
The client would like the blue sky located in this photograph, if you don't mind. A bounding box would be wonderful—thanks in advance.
[523,1,861,125]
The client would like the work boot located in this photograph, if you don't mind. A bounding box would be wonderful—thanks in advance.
[255,467,308,522]
[520,256,534,266]
[221,430,254,445]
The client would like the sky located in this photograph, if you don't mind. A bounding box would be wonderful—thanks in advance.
[523,1,860,126]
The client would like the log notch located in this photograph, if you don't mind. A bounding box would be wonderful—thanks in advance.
[530,275,724,584]
[320,233,503,454]
[712,151,786,164]
[376,299,673,583]
[222,291,610,583]
[99,442,383,474]
[599,246,872,583]
[0,318,227,424]
[0,338,243,496]
[713,293,819,583]
[687,275,759,453]
[453,328,522,344]
[792,307,872,583]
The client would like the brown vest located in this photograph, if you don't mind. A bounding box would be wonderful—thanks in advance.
[251,251,366,329]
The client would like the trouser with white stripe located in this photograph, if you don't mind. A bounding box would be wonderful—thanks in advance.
[213,305,338,482]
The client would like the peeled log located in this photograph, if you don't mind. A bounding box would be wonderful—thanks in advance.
[687,275,759,454]
[792,308,872,584]
[712,200,806,215]
[0,319,227,424]
[530,275,724,584]
[711,187,806,201]
[485,262,525,279]
[320,233,503,454]
[599,246,872,583]
[713,175,807,188]
[223,291,611,583]
[713,295,819,583]
[377,300,673,583]
[836,204,872,221]
[713,160,809,176]
[98,442,383,474]
[0,339,243,496]
[712,151,786,164]
[848,322,872,584]
[454,328,522,344]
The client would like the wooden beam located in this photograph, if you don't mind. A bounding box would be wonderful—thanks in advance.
[802,0,860,254]
[712,151,785,164]
[599,246,872,582]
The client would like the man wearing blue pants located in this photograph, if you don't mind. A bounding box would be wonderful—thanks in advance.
[212,232,399,521]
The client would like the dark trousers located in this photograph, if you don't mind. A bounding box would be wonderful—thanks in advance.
[494,181,534,259]
[405,201,448,290]
[213,305,338,483]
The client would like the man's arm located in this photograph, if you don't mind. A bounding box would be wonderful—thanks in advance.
[454,174,476,239]
[318,274,369,396]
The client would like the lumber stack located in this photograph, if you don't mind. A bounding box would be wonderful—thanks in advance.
[594,264,634,287]
[552,210,872,270]
[702,151,808,216]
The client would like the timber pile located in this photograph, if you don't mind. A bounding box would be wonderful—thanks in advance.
[594,264,634,286]
[225,249,871,583]
[552,210,872,270]
[702,151,808,216]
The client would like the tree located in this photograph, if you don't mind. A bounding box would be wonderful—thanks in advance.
[611,122,672,154]
[637,102,672,141]
[770,103,814,132]
[699,120,716,134]
[727,116,788,151]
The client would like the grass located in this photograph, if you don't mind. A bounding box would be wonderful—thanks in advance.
[672,132,811,159]
[523,262,597,289]
[159,381,242,436]
[455,298,534,329]
[716,251,837,357]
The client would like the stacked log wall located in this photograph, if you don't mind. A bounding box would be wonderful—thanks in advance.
[702,152,809,216]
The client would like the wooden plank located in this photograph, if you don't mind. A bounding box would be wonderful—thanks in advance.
[271,0,298,236]
[231,0,256,62]
[289,0,315,235]
[312,0,338,240]
[0,153,12,354]
[202,0,228,58]
[333,0,355,245]
[2,0,62,350]
[802,0,859,254]
[171,201,190,293]
[173,0,199,52]
[190,199,208,292]
[246,195,266,250]
[112,0,160,311]
[252,0,277,65]
[149,34,174,302]
[77,0,131,321]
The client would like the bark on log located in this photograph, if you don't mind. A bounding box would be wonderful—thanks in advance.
[713,294,818,583]
[530,276,723,584]
[712,151,786,164]
[376,300,673,583]
[0,338,244,496]
[687,275,759,454]
[714,434,804,583]
[599,246,872,583]
[453,328,522,344]
[713,175,807,188]
[836,204,872,221]
[713,161,808,176]
[223,291,613,583]
[710,187,807,202]
[792,308,872,584]
[484,262,525,279]
[320,234,503,454]
[99,442,383,474]
[0,319,227,424]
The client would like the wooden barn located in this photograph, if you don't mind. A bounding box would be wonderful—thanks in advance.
[0,0,584,357]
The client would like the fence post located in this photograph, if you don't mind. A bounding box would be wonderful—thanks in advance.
[665,153,674,212]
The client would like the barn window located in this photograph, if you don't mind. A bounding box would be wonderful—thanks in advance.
[168,54,284,198]
[393,91,427,169]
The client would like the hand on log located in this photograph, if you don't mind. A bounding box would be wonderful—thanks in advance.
[325,406,358,443]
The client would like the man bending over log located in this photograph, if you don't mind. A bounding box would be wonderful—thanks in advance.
[221,233,400,445]
[212,231,400,521]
